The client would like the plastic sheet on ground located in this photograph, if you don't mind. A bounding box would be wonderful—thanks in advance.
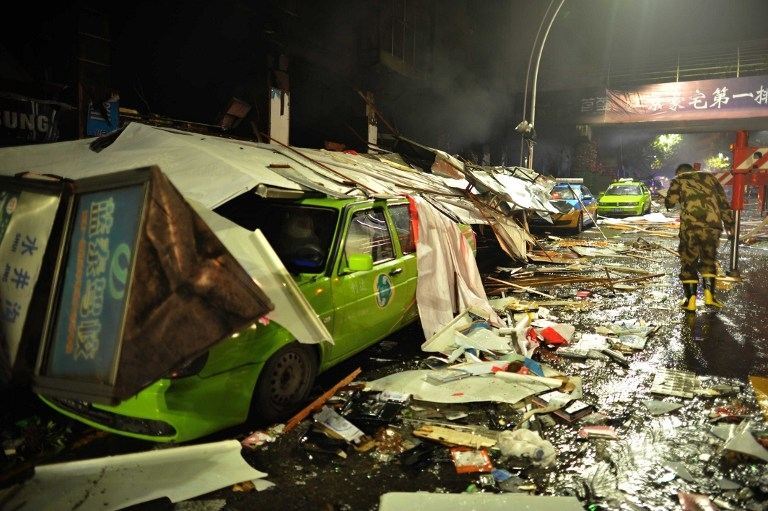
[463,328,514,353]
[0,440,267,511]
[378,492,584,511]
[598,212,676,225]
[497,429,556,467]
[364,370,559,405]
[421,309,475,353]
[712,421,768,462]
[642,399,684,416]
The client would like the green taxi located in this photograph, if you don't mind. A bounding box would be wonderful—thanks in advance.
[596,178,652,217]
[42,194,420,442]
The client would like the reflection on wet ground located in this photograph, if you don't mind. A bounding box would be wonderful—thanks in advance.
[287,210,768,510]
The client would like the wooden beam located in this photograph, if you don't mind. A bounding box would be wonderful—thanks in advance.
[284,367,362,433]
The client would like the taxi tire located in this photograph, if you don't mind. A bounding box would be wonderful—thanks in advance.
[251,342,318,425]
[574,212,584,233]
[643,201,651,214]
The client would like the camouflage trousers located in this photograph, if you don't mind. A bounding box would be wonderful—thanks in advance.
[678,225,721,281]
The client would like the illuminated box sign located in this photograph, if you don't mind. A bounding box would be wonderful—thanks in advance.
[35,166,273,404]
[46,184,145,384]
[0,177,65,385]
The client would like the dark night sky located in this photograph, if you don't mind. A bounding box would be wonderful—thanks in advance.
[2,0,767,151]
[452,0,768,94]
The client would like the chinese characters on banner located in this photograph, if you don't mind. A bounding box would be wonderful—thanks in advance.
[575,75,768,123]
[48,186,144,383]
[0,189,59,369]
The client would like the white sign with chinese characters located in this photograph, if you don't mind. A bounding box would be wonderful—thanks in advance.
[0,190,60,367]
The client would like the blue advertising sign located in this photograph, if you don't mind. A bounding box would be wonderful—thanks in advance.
[46,184,145,383]
[86,96,120,137]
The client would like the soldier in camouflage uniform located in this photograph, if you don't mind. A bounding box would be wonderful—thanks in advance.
[665,163,734,311]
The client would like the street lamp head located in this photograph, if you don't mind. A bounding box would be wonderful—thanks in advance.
[515,120,532,133]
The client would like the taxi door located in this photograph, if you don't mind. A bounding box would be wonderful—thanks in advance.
[326,203,413,365]
[580,186,598,222]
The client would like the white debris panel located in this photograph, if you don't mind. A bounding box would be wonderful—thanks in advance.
[364,370,559,405]
[0,440,268,511]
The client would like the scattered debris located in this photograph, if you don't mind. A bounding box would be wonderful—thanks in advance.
[284,367,362,432]
[750,375,768,421]
[642,399,684,416]
[578,425,619,440]
[678,491,720,511]
[496,429,556,467]
[413,424,496,449]
[650,368,700,398]
[450,447,494,473]
[714,421,768,462]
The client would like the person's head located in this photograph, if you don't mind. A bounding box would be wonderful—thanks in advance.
[675,163,694,175]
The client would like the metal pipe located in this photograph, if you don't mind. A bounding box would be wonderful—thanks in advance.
[728,209,741,277]
[519,0,554,166]
[528,0,566,169]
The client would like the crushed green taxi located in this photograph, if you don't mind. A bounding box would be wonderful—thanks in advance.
[42,194,421,442]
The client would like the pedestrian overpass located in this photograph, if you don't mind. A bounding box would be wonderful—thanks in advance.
[571,74,768,134]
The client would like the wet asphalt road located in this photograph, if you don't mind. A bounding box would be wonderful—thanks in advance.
[2,203,767,511]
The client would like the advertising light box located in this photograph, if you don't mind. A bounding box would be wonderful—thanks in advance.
[0,175,66,385]
[35,166,273,404]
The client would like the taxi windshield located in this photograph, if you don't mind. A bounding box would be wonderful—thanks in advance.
[550,187,576,200]
[606,185,641,195]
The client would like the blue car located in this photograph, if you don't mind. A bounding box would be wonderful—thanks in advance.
[529,180,597,233]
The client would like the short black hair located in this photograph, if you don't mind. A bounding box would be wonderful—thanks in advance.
[675,163,694,174]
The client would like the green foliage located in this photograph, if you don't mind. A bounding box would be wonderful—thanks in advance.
[705,152,731,171]
[647,134,682,169]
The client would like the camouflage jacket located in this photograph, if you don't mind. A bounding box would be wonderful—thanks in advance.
[665,171,735,231]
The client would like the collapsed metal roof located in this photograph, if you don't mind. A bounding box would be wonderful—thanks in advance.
[0,122,558,260]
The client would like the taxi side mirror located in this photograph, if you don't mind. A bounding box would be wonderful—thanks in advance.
[343,253,373,274]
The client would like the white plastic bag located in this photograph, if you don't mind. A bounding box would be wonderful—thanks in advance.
[497,429,557,467]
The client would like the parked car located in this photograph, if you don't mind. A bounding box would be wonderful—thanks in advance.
[42,194,422,442]
[529,180,597,233]
[644,174,670,197]
[596,178,652,217]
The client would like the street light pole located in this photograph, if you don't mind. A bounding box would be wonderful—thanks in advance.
[519,0,554,166]
[526,0,566,169]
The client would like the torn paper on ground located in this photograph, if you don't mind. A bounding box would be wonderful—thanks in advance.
[365,370,558,405]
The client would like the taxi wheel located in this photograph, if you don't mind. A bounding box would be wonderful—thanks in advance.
[574,212,584,233]
[251,342,318,424]
[643,201,651,214]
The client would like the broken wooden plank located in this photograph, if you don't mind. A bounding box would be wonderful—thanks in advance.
[485,276,557,299]
[284,367,362,432]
